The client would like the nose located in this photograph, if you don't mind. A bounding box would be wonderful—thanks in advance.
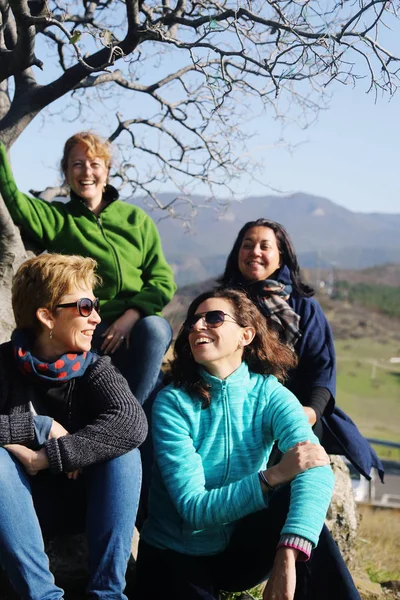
[249,244,261,256]
[191,316,207,331]
[89,309,101,325]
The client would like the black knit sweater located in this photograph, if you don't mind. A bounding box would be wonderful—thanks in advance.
[0,342,148,473]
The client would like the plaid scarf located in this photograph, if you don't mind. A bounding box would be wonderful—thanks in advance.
[230,276,302,348]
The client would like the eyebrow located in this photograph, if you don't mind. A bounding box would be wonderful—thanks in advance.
[243,236,271,243]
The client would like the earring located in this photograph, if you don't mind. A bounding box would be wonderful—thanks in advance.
[49,328,53,340]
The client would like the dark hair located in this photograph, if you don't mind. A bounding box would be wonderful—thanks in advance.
[167,288,298,407]
[218,218,314,297]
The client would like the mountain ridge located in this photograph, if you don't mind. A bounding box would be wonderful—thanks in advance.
[128,191,400,285]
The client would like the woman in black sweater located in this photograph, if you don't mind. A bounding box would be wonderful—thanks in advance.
[0,253,147,600]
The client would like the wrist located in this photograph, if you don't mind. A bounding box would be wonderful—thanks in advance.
[263,465,283,488]
[34,448,50,471]
[125,307,142,320]
[275,546,300,562]
[277,535,312,561]
[258,469,275,494]
[303,406,317,426]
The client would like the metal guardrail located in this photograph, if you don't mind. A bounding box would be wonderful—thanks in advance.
[352,439,400,508]
[367,438,400,450]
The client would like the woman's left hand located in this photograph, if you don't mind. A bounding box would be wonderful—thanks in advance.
[263,547,297,600]
[4,444,49,476]
[100,308,141,354]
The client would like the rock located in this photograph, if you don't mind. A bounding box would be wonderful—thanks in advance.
[381,581,400,593]
[325,455,359,566]
[353,575,383,599]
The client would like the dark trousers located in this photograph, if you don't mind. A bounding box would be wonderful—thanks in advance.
[135,485,361,600]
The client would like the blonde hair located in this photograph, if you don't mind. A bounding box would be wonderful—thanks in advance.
[12,254,101,333]
[61,131,112,178]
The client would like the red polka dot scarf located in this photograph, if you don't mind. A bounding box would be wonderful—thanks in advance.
[11,330,96,382]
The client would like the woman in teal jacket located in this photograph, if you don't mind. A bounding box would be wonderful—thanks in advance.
[0,132,176,405]
[136,288,361,600]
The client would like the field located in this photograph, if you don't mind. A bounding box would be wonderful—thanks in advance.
[321,296,400,461]
[220,505,400,600]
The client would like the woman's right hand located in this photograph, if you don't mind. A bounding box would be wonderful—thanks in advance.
[266,441,329,487]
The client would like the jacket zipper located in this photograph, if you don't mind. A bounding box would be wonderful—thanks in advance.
[66,381,74,429]
[96,214,123,295]
[221,380,231,484]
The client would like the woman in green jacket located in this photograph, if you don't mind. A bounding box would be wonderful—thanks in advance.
[0,132,176,405]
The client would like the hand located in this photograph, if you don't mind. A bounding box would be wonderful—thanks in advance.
[263,547,297,600]
[66,469,81,480]
[49,419,69,440]
[303,406,317,426]
[100,308,141,354]
[4,445,49,476]
[266,441,329,487]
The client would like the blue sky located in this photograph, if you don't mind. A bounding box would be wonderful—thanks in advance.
[11,66,400,216]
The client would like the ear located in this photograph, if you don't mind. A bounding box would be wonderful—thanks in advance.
[36,307,55,330]
[241,326,256,347]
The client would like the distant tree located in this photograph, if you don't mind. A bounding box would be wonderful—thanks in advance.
[334,281,400,318]
[1,0,400,337]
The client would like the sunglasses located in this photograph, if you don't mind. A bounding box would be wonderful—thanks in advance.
[55,297,100,317]
[184,310,238,331]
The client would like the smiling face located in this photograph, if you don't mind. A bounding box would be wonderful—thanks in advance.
[188,297,254,379]
[66,143,109,210]
[238,226,281,282]
[35,284,101,360]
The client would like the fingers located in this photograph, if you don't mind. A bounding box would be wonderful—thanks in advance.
[100,331,126,354]
[294,442,330,469]
[66,470,81,480]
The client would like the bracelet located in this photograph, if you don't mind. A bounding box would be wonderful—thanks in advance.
[258,470,275,493]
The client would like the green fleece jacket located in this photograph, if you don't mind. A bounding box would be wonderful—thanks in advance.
[0,143,176,320]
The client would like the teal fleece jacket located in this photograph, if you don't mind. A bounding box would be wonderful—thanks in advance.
[142,362,335,556]
[0,144,176,321]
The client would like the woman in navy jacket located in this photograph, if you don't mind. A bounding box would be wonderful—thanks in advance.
[218,218,383,481]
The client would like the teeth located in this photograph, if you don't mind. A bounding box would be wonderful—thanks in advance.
[194,337,212,346]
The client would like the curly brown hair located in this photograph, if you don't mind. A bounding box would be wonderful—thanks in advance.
[167,288,298,407]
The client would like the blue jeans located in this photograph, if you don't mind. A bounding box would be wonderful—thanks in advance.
[0,447,142,600]
[92,315,172,405]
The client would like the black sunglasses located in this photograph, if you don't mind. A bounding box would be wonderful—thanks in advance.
[184,310,238,331]
[55,297,100,317]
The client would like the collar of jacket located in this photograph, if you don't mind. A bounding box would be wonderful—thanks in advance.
[198,361,250,390]
[69,183,119,213]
